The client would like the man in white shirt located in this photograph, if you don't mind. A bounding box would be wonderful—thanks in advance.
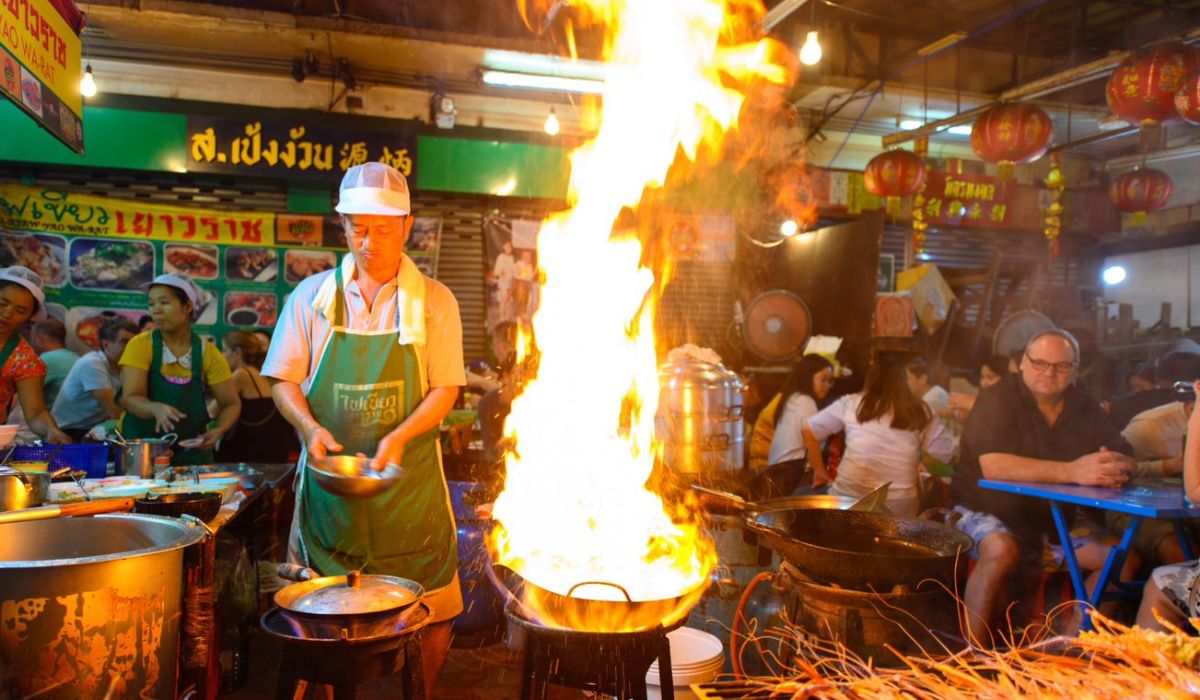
[263,162,465,696]
[52,318,137,441]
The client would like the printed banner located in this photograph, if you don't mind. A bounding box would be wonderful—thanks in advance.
[0,184,275,245]
[919,171,1015,229]
[0,0,83,152]
[186,116,417,181]
[0,188,444,353]
[484,216,539,337]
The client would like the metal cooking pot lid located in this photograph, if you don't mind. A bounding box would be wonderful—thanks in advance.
[289,571,419,615]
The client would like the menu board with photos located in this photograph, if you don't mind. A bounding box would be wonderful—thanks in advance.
[0,185,443,353]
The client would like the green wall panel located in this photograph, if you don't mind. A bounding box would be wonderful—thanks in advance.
[417,136,568,200]
[0,102,186,172]
[287,184,333,213]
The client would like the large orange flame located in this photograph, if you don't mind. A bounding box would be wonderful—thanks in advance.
[491,0,792,632]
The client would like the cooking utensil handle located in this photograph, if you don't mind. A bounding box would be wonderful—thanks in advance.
[692,485,750,514]
[918,507,962,527]
[276,563,317,582]
[0,505,63,524]
[58,498,136,517]
[567,580,633,602]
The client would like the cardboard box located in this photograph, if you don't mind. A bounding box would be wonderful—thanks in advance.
[896,264,957,334]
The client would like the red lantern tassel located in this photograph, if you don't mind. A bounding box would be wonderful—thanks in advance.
[1131,211,1149,227]
[1048,237,1060,263]
[998,162,1016,181]
[886,196,901,218]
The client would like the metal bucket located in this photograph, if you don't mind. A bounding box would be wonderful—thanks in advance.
[657,359,746,474]
[0,513,204,698]
[113,433,177,478]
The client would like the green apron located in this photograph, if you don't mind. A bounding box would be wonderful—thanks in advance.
[121,330,213,466]
[297,265,456,589]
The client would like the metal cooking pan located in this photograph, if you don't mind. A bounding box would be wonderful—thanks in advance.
[485,562,705,633]
[692,485,884,517]
[273,564,425,639]
[746,508,972,591]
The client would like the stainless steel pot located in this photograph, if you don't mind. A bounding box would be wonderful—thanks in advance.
[0,466,51,511]
[0,513,204,697]
[657,359,745,473]
[273,564,425,640]
[111,432,177,478]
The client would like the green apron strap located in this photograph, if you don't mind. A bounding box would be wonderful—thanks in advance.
[0,334,21,372]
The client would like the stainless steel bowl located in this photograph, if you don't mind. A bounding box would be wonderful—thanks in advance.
[308,456,405,498]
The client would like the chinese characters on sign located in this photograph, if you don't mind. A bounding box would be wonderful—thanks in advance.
[919,172,1014,228]
[186,117,417,181]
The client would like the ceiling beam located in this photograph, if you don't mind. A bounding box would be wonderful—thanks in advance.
[762,0,812,32]
[881,24,1200,148]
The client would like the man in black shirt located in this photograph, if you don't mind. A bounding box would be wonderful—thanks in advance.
[950,329,1138,644]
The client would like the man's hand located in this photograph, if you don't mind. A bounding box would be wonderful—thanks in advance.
[370,431,408,472]
[305,424,343,459]
[150,403,186,433]
[1070,447,1134,488]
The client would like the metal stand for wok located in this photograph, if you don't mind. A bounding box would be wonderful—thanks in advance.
[506,601,681,700]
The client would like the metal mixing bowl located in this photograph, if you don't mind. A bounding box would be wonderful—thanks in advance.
[307,455,405,498]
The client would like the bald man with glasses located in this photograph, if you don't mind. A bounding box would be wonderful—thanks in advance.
[949,329,1139,645]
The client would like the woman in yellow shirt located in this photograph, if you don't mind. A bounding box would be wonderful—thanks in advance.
[119,274,240,465]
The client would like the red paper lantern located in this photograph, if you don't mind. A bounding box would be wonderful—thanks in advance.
[970,103,1054,178]
[1107,43,1200,127]
[1175,68,1200,124]
[864,149,926,216]
[1109,168,1173,226]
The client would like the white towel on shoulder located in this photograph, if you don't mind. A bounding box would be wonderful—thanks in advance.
[310,253,427,346]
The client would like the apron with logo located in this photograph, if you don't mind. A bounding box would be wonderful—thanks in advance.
[294,265,456,589]
[121,330,212,466]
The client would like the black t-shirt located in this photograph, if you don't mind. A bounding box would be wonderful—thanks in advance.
[949,374,1132,546]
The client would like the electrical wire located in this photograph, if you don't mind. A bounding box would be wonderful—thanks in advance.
[825,85,881,167]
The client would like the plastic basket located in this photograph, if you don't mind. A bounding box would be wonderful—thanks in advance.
[10,444,110,478]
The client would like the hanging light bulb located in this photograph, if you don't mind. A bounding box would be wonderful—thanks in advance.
[543,107,560,136]
[779,219,799,237]
[799,31,822,66]
[80,64,97,98]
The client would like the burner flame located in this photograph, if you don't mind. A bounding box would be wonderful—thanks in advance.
[490,0,795,632]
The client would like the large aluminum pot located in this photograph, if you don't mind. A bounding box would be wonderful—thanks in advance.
[273,565,425,640]
[0,513,204,698]
[112,433,177,478]
[0,467,50,511]
[657,359,745,473]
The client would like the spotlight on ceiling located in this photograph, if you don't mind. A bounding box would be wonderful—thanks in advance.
[337,58,355,90]
[291,59,305,83]
[1102,264,1127,286]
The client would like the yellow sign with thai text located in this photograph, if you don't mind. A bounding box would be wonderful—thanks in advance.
[0,184,276,246]
[0,0,83,152]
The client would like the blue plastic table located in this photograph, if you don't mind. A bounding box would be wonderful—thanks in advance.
[978,478,1200,631]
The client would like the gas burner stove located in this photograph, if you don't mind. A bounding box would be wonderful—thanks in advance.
[775,562,965,663]
[505,602,685,700]
[260,603,432,699]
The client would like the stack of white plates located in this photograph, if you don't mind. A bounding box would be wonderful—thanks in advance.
[646,627,725,700]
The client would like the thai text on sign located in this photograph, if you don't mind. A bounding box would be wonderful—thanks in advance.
[0,0,81,117]
[0,184,277,246]
[186,117,417,181]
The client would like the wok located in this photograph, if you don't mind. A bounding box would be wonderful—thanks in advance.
[692,485,886,516]
[746,508,972,591]
[485,562,705,633]
[273,564,425,640]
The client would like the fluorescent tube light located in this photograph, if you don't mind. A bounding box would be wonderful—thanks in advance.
[482,70,605,94]
[917,31,968,57]
[483,50,608,81]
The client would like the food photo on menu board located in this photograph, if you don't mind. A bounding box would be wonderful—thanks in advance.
[164,244,219,280]
[69,239,155,290]
[0,233,67,287]
[65,308,148,354]
[284,249,337,284]
[225,292,278,327]
[226,247,278,282]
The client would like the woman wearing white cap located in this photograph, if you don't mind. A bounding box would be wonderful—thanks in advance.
[119,273,241,465]
[0,266,70,443]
